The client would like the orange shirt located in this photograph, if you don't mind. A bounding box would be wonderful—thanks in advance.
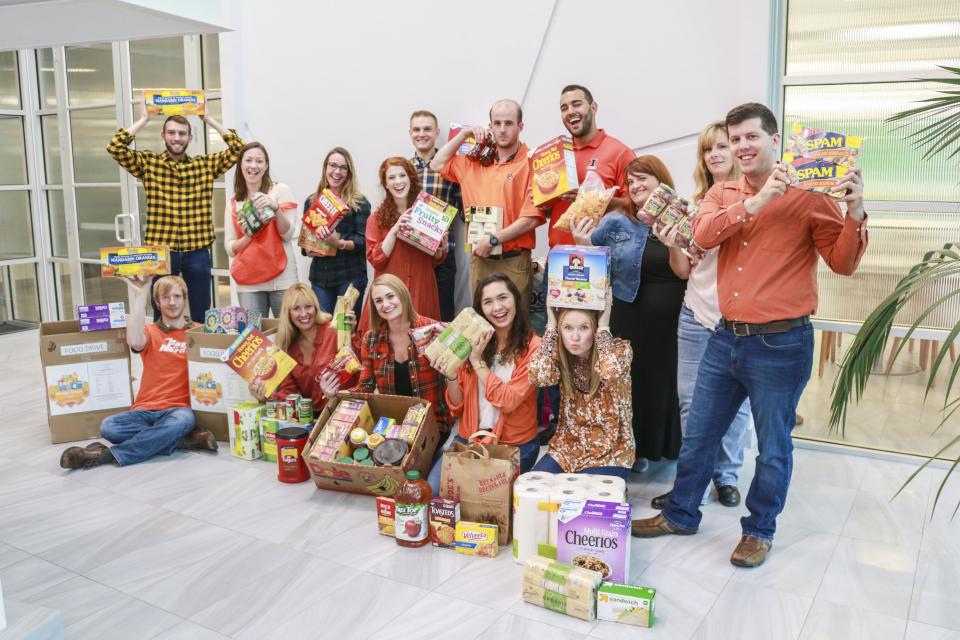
[441,144,545,252]
[446,335,541,446]
[277,323,347,411]
[693,177,868,324]
[545,129,635,247]
[133,323,193,410]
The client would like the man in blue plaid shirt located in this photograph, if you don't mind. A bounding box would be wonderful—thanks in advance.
[409,110,465,320]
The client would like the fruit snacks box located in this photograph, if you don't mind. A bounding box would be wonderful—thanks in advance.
[597,582,656,627]
[144,89,205,116]
[556,499,632,584]
[205,306,248,334]
[530,135,579,206]
[423,307,494,378]
[430,497,460,549]
[455,521,499,557]
[784,155,849,198]
[99,245,170,278]
[399,191,458,254]
[546,245,610,311]
[77,302,126,332]
[229,401,265,460]
[784,123,862,166]
[222,326,296,397]
[464,206,503,256]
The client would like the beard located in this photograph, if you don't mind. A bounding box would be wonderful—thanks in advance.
[565,110,594,137]
[165,141,188,156]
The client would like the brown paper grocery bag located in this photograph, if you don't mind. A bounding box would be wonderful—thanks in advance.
[439,431,520,543]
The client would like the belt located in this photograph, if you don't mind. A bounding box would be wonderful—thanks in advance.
[722,316,810,337]
[485,249,526,260]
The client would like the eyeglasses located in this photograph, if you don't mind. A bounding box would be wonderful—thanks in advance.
[328,163,349,174]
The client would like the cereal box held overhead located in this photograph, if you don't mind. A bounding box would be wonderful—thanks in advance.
[144,89,205,117]
[100,246,170,278]
[546,245,610,311]
[530,136,579,206]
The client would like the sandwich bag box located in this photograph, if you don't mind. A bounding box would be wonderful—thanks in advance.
[546,245,610,311]
[144,89,205,116]
[39,321,133,444]
[186,318,279,441]
[597,582,656,627]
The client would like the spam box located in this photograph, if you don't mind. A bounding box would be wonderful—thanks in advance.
[464,206,503,256]
[784,123,862,166]
[546,245,610,311]
[399,191,457,254]
[223,326,296,398]
[100,245,170,278]
[77,302,126,333]
[784,155,849,198]
[597,582,656,628]
[229,401,265,460]
[530,136,579,206]
[144,89,205,116]
[304,392,440,497]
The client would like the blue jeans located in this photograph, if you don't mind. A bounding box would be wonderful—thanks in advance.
[152,247,212,321]
[100,407,197,466]
[312,278,366,319]
[677,305,752,499]
[532,454,631,480]
[427,433,541,495]
[238,290,285,318]
[662,323,813,541]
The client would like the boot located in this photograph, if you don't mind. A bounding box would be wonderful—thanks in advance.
[181,429,218,452]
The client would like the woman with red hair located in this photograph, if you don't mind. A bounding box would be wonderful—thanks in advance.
[359,157,445,334]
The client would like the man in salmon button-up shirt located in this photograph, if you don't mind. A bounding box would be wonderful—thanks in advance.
[632,103,868,569]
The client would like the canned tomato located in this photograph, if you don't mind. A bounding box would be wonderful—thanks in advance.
[286,394,301,421]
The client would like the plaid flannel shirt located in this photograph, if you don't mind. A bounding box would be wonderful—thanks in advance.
[411,151,462,254]
[352,314,451,433]
[304,195,371,287]
[107,128,244,251]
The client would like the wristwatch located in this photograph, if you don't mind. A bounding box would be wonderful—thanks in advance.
[488,233,499,247]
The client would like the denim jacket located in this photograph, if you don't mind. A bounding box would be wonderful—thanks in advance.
[591,210,649,302]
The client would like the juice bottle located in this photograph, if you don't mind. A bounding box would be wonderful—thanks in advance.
[394,470,432,547]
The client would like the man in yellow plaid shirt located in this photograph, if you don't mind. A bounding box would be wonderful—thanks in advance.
[107,98,245,319]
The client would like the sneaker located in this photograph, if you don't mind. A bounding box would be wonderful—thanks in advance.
[717,485,741,507]
[60,446,102,470]
[630,514,697,538]
[181,430,218,452]
[730,535,772,568]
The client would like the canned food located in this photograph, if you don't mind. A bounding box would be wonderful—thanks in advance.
[372,438,409,467]
[298,398,313,423]
[350,427,368,447]
[353,447,370,462]
[366,433,384,449]
[265,400,277,419]
[286,394,301,421]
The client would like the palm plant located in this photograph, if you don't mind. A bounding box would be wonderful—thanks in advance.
[829,66,960,514]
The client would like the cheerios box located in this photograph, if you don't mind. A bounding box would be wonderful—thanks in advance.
[557,499,631,584]
[144,89,205,116]
[530,136,578,206]
[546,245,610,311]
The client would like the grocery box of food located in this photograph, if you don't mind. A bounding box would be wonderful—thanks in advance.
[144,89,205,116]
[546,245,610,311]
[229,401,265,460]
[430,497,461,549]
[455,521,499,557]
[530,136,579,206]
[39,321,133,443]
[99,245,170,278]
[784,155,849,198]
[304,393,440,497]
[464,206,503,256]
[423,307,494,378]
[77,302,126,333]
[556,499,632,584]
[377,496,396,536]
[398,191,458,254]
[186,319,279,442]
[784,123,862,165]
[597,582,656,627]
[222,326,296,398]
[308,397,375,462]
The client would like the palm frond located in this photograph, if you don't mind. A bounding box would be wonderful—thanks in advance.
[884,66,960,164]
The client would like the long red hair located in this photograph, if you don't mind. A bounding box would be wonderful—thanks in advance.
[374,157,422,229]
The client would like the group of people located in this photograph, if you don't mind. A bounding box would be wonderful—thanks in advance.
[57,84,869,569]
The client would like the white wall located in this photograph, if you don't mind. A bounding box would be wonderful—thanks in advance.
[218,0,771,259]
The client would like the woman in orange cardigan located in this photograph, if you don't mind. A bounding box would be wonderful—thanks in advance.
[426,273,541,493]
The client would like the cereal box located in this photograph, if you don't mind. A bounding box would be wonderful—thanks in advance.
[222,326,296,397]
[99,245,170,278]
[399,191,458,254]
[455,521,499,557]
[556,499,632,584]
[464,206,503,256]
[144,89,205,116]
[377,496,396,536]
[784,123,862,165]
[77,303,126,333]
[597,582,656,628]
[530,136,579,206]
[229,401,265,460]
[430,497,460,549]
[784,155,849,198]
[546,245,610,311]
[423,307,494,378]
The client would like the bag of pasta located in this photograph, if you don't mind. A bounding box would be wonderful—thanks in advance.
[554,162,616,231]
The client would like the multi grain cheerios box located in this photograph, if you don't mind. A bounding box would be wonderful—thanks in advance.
[556,499,632,584]
[144,89,205,116]
[546,245,610,311]
[530,135,578,206]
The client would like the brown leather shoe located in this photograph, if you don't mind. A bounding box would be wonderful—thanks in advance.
[84,441,107,453]
[181,429,218,452]
[631,514,697,538]
[60,446,102,470]
[730,535,772,568]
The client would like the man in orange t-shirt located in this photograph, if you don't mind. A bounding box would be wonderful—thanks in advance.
[431,99,545,309]
[60,275,218,469]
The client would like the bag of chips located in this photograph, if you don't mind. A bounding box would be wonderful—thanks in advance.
[554,162,616,231]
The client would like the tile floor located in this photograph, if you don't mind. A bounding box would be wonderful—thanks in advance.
[2,328,960,639]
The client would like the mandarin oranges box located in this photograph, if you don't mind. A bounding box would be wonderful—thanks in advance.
[99,245,170,278]
[144,89,205,116]
[530,135,578,206]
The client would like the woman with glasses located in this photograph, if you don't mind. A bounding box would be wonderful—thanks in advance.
[304,147,370,319]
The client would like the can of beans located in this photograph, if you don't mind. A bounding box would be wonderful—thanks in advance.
[298,398,313,424]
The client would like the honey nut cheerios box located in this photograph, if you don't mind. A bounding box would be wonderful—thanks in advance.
[144,89,205,117]
[530,135,579,206]
[99,246,170,278]
[222,326,296,398]
[546,245,610,311]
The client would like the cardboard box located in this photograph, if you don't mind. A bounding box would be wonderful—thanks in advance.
[229,401,265,460]
[546,245,610,311]
[398,191,457,254]
[304,393,440,497]
[597,582,656,627]
[530,136,578,206]
[39,321,133,444]
[464,206,502,256]
[144,89,205,116]
[77,302,126,332]
[100,245,170,278]
[186,318,279,441]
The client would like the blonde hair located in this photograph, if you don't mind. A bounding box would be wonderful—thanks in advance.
[693,121,740,204]
[314,146,363,210]
[368,274,415,333]
[152,275,188,309]
[276,283,332,352]
[556,308,601,399]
